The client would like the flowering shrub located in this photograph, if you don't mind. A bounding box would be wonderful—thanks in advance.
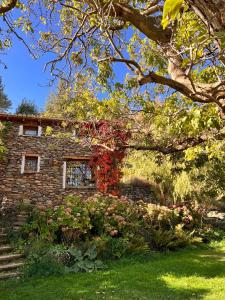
[86,194,145,237]
[22,194,210,256]
[146,203,205,231]
[23,195,146,244]
[142,203,207,250]
[23,196,92,242]
[170,203,205,230]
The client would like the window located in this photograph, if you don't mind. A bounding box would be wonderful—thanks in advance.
[21,155,40,174]
[63,160,95,188]
[24,126,38,136]
[19,125,42,137]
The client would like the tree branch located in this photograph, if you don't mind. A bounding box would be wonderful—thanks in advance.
[138,71,213,104]
[3,16,36,59]
[0,0,17,14]
[141,5,163,16]
[122,133,225,154]
[98,56,144,76]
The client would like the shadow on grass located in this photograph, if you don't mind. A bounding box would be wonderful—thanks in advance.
[1,244,225,300]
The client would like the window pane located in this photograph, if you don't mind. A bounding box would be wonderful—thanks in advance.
[66,160,94,188]
[25,157,38,172]
[23,127,38,136]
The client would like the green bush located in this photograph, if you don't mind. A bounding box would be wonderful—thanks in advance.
[142,203,205,250]
[122,150,225,206]
[22,195,146,247]
[87,235,148,259]
[142,225,201,251]
[23,241,105,278]
[23,241,65,278]
[21,194,211,256]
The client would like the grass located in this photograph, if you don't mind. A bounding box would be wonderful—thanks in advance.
[1,241,225,300]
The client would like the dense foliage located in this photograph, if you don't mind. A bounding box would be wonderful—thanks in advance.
[86,120,129,194]
[16,99,39,115]
[18,193,222,278]
[23,242,105,277]
[122,150,225,206]
[1,0,225,157]
[2,0,225,122]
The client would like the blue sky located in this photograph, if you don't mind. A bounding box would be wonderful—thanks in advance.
[1,36,129,113]
[1,36,57,113]
[0,7,134,114]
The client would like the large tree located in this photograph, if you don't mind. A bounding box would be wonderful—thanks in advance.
[2,1,225,116]
[2,0,225,153]
[28,0,225,118]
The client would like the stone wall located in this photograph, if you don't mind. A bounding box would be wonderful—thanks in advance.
[0,120,96,212]
[0,118,156,219]
[120,183,156,203]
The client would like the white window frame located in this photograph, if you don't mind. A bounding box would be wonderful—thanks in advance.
[37,126,42,137]
[62,161,67,189]
[21,155,41,174]
[18,125,42,137]
[72,129,77,138]
[62,159,94,189]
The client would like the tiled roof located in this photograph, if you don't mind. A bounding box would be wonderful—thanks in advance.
[0,113,76,125]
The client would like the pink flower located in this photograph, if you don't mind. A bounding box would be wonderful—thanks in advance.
[110,230,118,237]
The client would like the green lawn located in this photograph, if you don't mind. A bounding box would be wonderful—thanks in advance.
[1,241,225,300]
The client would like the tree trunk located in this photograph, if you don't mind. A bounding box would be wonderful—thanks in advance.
[188,0,225,33]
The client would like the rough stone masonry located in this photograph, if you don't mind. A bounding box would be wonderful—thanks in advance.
[0,113,155,218]
[0,113,96,213]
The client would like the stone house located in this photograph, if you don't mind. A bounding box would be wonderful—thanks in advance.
[0,113,96,212]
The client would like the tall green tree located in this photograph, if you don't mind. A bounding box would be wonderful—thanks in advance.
[2,1,225,116]
[45,77,129,121]
[16,99,39,115]
[1,0,225,153]
[0,77,11,112]
[25,0,225,119]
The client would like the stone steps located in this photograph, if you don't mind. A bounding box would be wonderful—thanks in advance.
[0,212,29,280]
[0,233,8,244]
[0,227,9,234]
[0,227,25,280]
[0,253,23,263]
[0,271,22,280]
[0,245,13,254]
[0,261,24,272]
[0,239,7,244]
[13,222,26,227]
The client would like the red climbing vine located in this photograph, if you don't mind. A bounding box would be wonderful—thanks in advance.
[78,120,130,195]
